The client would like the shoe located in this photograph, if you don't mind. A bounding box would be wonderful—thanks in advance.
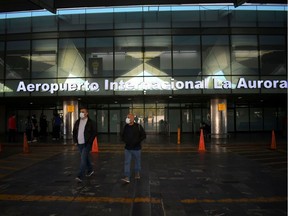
[86,170,94,177]
[135,173,140,179]
[75,177,83,183]
[121,177,130,183]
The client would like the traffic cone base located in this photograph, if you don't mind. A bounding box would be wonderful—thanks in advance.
[198,129,206,151]
[92,137,99,153]
[270,130,276,150]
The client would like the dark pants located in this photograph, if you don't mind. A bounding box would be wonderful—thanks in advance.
[77,144,93,178]
[8,129,16,142]
[25,129,32,142]
[52,125,60,139]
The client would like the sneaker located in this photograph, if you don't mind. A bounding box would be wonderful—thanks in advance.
[75,177,83,183]
[86,170,94,177]
[135,173,140,179]
[121,177,130,183]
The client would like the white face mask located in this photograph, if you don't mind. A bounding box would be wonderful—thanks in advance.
[125,117,131,124]
[79,112,85,119]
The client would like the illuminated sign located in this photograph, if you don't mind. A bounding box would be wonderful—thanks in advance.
[67,105,74,112]
[16,78,287,94]
[218,104,226,111]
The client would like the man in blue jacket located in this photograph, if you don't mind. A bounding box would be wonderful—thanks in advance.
[73,107,97,183]
[121,113,146,183]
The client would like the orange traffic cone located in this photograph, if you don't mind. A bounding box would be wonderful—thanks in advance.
[91,137,99,153]
[198,129,206,152]
[23,133,30,153]
[270,130,276,150]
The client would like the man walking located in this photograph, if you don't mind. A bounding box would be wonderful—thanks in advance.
[121,113,146,183]
[73,107,97,183]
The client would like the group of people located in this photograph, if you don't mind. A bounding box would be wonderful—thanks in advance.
[73,108,146,183]
[7,112,63,143]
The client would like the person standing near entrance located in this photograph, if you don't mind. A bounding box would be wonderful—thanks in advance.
[73,108,97,183]
[121,113,146,183]
[7,114,17,142]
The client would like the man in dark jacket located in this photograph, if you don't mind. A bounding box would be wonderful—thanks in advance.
[73,108,97,182]
[121,113,146,183]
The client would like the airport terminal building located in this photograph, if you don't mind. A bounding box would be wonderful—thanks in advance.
[0,1,287,138]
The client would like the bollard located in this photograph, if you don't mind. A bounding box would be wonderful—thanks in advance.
[23,133,30,153]
[177,127,181,144]
[270,130,276,150]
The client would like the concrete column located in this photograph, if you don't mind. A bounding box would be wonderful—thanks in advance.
[63,100,78,140]
[210,98,227,138]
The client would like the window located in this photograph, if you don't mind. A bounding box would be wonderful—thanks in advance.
[7,17,31,33]
[32,40,57,78]
[231,35,259,75]
[59,14,85,31]
[144,36,172,76]
[86,38,113,77]
[0,42,4,79]
[115,36,142,77]
[32,15,57,32]
[6,41,30,79]
[259,36,286,75]
[58,38,85,78]
[173,36,201,76]
[86,13,113,30]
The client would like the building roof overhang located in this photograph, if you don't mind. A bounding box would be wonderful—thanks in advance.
[0,0,286,14]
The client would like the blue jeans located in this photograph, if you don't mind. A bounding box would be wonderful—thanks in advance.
[77,144,93,178]
[124,149,141,178]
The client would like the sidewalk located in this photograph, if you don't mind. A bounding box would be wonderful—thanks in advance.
[0,132,286,216]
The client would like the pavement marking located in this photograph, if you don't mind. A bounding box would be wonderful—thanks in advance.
[0,194,286,204]
[0,165,18,170]
[181,196,287,204]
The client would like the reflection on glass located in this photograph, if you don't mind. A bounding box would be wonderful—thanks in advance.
[59,14,85,31]
[6,41,30,79]
[7,17,31,33]
[250,108,263,131]
[259,36,286,75]
[173,36,201,76]
[202,36,230,76]
[115,37,142,77]
[86,38,113,77]
[231,35,258,75]
[144,11,171,28]
[0,42,4,78]
[236,108,249,131]
[87,13,113,30]
[145,36,172,76]
[32,16,57,32]
[32,40,57,78]
[230,10,257,27]
[172,10,200,28]
[58,38,85,78]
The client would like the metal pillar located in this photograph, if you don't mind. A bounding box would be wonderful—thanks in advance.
[210,98,228,138]
[63,100,78,140]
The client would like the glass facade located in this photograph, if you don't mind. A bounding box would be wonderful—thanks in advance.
[0,5,287,133]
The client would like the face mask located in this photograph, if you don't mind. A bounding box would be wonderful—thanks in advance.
[79,112,85,119]
[125,117,131,124]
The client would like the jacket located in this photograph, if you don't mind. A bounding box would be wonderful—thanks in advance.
[73,118,97,147]
[121,123,146,150]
